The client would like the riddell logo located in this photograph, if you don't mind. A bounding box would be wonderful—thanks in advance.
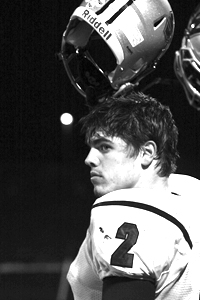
[82,9,112,40]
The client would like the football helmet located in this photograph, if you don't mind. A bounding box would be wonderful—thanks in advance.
[60,0,175,101]
[174,4,200,110]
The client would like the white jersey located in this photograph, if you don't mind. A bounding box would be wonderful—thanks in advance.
[67,176,200,300]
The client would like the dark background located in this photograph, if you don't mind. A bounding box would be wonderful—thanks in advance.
[1,0,200,269]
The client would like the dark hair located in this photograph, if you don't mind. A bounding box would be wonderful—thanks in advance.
[80,91,179,177]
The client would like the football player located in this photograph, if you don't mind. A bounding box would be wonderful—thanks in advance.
[58,0,200,299]
[67,91,200,300]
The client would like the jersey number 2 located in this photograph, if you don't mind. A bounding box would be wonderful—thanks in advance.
[111,222,139,268]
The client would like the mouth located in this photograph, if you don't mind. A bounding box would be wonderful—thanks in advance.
[90,171,102,183]
[90,171,101,178]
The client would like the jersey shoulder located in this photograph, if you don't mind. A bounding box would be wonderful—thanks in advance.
[90,189,192,294]
[169,173,200,197]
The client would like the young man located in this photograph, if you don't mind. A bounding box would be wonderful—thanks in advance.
[67,92,200,300]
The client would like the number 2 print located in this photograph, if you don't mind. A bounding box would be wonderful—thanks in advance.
[111,222,139,268]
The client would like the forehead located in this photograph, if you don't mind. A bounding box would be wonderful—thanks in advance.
[88,131,127,147]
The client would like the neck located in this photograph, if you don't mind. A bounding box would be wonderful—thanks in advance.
[134,167,169,191]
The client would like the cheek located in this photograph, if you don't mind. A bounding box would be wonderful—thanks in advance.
[103,156,136,177]
[112,160,135,178]
[119,159,140,180]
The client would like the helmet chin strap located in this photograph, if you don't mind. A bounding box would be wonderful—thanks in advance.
[85,76,180,109]
[113,82,137,97]
[85,82,137,108]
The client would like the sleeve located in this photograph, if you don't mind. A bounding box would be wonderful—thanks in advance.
[89,199,192,295]
[67,230,103,300]
[102,276,155,300]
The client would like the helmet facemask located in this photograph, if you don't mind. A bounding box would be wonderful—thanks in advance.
[174,4,200,110]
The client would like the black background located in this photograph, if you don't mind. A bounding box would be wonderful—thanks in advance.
[1,0,200,265]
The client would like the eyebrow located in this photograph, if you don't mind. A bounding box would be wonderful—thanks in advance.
[87,137,113,147]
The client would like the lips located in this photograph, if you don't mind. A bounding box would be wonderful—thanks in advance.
[90,171,101,178]
[90,171,102,183]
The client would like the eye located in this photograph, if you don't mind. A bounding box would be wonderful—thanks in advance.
[99,144,111,152]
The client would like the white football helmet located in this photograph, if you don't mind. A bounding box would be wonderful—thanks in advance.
[60,0,175,100]
[174,4,200,110]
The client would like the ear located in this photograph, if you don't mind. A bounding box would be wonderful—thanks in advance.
[141,141,157,167]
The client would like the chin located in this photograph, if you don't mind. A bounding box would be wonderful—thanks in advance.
[93,186,105,197]
[94,189,104,198]
[93,186,114,198]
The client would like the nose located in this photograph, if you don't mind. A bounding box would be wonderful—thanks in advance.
[85,148,100,167]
